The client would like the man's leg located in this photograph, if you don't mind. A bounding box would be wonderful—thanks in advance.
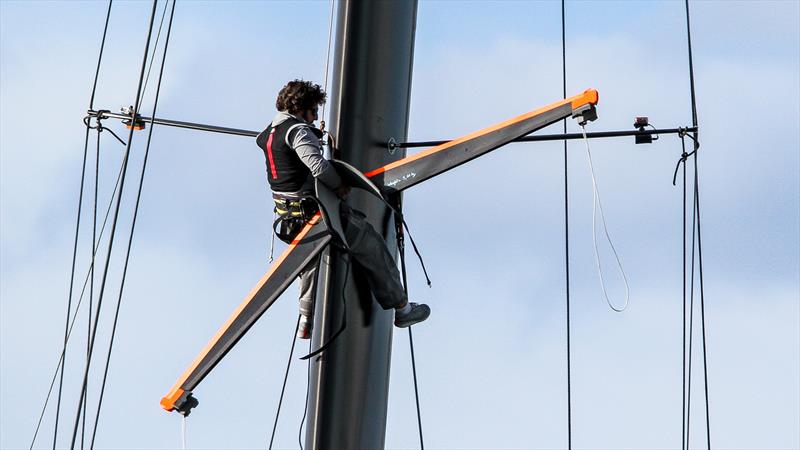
[341,207,407,310]
[340,207,430,327]
[297,255,319,339]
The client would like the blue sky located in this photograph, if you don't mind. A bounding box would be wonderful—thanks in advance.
[1,1,798,449]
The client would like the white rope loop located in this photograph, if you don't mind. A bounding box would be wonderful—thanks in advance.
[580,125,630,312]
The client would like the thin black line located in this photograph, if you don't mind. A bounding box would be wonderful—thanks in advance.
[687,161,698,448]
[684,0,699,128]
[681,137,687,450]
[693,153,711,450]
[298,339,311,450]
[55,0,116,435]
[53,124,90,450]
[28,152,125,450]
[89,1,177,447]
[139,0,170,103]
[68,2,160,447]
[395,202,425,450]
[88,0,114,110]
[269,315,301,450]
[407,327,424,450]
[561,1,572,449]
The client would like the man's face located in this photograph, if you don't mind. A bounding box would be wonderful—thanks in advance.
[301,107,319,125]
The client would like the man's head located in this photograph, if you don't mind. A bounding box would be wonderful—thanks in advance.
[276,79,327,125]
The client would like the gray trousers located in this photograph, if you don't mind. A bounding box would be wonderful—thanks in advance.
[298,206,407,315]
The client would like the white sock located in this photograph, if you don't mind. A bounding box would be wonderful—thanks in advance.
[397,302,412,314]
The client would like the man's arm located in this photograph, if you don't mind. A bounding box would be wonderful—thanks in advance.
[290,126,343,190]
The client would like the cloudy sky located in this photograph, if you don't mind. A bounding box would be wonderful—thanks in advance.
[1,1,798,449]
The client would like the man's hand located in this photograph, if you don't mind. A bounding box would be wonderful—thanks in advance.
[335,184,351,199]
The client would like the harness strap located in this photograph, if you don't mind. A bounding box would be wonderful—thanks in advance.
[266,129,278,179]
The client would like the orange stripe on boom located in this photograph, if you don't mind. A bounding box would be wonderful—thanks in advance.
[161,213,322,411]
[364,89,598,178]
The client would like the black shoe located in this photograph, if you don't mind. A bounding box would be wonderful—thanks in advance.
[394,302,430,328]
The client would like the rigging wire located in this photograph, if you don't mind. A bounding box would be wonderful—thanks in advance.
[320,0,336,131]
[29,152,126,450]
[686,0,712,446]
[53,122,88,450]
[686,147,698,448]
[139,0,171,104]
[693,145,711,450]
[268,315,302,450]
[680,135,688,450]
[682,0,711,447]
[298,339,312,450]
[560,1,572,448]
[396,208,425,449]
[52,2,115,445]
[68,2,160,447]
[580,126,630,312]
[89,1,177,447]
[80,123,102,450]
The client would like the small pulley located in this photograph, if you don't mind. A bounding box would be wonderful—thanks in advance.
[121,105,146,131]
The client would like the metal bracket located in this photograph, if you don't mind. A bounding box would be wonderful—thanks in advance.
[572,104,597,126]
[120,105,146,131]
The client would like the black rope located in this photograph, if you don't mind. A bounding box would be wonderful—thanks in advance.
[68,2,160,447]
[29,152,126,450]
[52,0,115,439]
[684,0,699,128]
[680,135,688,450]
[53,0,115,442]
[683,0,711,447]
[394,205,425,449]
[54,98,90,450]
[268,315,301,450]
[88,0,114,111]
[694,151,712,450]
[82,121,102,450]
[561,1,572,448]
[90,2,176,447]
[139,0,170,102]
[686,152,698,448]
[84,114,129,147]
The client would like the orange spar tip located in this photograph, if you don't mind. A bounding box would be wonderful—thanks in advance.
[160,387,185,412]
[570,88,599,110]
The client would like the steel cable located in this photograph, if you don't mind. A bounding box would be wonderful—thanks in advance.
[560,1,572,448]
[268,315,301,450]
[298,339,312,450]
[51,2,115,445]
[139,0,170,104]
[29,151,125,450]
[395,207,425,449]
[89,2,177,447]
[68,2,160,447]
[682,0,711,447]
[681,135,688,450]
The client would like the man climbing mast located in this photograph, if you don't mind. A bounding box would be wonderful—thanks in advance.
[256,79,430,339]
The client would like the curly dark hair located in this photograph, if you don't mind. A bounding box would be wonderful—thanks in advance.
[275,79,327,114]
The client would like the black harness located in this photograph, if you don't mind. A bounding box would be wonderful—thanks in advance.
[271,193,320,244]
